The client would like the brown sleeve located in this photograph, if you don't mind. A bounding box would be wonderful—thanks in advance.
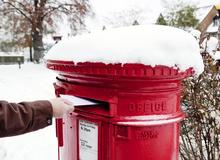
[0,100,53,138]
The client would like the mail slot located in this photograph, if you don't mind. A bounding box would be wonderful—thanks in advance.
[45,25,203,160]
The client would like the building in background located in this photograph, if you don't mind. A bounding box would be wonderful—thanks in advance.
[196,5,220,40]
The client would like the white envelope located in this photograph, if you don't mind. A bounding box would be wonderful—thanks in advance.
[60,94,99,106]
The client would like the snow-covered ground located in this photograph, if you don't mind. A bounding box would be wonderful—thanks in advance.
[0,63,58,160]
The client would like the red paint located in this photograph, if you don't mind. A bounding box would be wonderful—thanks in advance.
[47,60,192,160]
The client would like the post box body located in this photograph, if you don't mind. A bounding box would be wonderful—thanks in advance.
[47,61,192,160]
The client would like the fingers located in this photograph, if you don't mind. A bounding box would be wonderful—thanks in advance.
[49,98,74,118]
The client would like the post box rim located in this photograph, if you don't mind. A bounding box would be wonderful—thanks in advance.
[46,60,193,80]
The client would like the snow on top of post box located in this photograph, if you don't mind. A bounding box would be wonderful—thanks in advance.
[45,25,204,75]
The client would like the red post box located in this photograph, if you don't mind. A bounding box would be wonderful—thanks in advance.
[45,25,203,160]
[47,61,193,160]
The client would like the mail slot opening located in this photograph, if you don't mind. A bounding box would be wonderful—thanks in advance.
[74,98,110,117]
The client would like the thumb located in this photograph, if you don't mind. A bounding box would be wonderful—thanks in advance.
[49,98,74,118]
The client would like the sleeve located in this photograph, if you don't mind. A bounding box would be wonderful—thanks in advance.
[0,100,53,138]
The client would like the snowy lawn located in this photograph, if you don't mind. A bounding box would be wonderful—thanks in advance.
[0,63,58,160]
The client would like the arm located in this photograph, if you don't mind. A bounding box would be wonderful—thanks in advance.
[0,100,53,138]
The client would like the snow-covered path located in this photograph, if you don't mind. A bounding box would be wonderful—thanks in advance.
[0,63,58,160]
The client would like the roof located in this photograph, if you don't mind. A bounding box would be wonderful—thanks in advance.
[196,5,214,23]
[196,5,218,33]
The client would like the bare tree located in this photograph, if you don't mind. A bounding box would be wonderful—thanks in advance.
[180,54,220,160]
[0,0,91,62]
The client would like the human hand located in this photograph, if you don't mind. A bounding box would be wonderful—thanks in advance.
[49,98,74,118]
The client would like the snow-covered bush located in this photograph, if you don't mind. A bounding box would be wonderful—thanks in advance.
[180,41,220,160]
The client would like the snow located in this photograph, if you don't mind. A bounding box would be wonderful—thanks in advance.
[207,24,218,33]
[198,0,220,7]
[45,25,204,75]
[190,29,201,41]
[210,110,220,124]
[214,51,220,60]
[201,36,218,56]
[0,63,58,160]
[206,37,218,54]
[43,36,56,46]
[0,52,24,56]
[195,5,214,23]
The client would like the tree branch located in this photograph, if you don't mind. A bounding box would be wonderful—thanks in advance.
[2,0,33,24]
[42,4,72,19]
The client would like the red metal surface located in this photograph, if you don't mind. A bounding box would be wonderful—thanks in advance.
[47,60,192,160]
[55,119,64,147]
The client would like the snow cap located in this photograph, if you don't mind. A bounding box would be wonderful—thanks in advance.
[45,25,204,75]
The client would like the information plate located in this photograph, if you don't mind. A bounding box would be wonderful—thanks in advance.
[79,120,98,160]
